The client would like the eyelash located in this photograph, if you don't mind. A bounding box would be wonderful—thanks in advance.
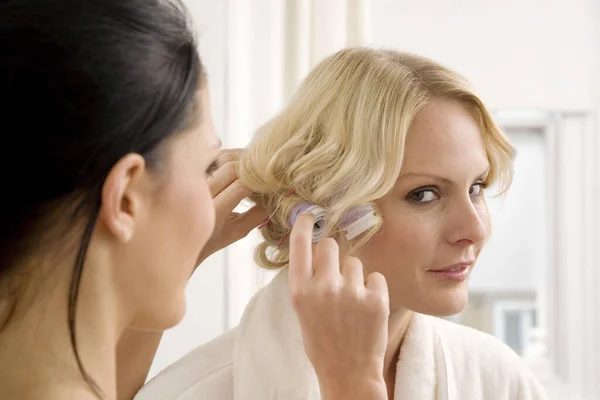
[470,182,487,197]
[407,181,487,205]
[205,160,219,177]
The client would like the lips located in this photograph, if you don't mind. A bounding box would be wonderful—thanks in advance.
[427,261,473,282]
[429,261,473,272]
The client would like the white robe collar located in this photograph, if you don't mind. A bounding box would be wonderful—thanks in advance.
[232,269,454,400]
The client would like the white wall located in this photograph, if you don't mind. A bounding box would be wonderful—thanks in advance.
[369,0,598,111]
[221,0,288,329]
[548,111,599,399]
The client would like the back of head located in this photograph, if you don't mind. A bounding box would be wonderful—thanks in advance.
[0,0,201,271]
[0,0,201,392]
[238,47,513,269]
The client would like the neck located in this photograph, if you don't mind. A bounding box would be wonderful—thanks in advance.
[0,251,129,400]
[383,308,414,398]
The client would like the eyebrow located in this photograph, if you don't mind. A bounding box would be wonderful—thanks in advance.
[206,159,220,174]
[399,166,491,184]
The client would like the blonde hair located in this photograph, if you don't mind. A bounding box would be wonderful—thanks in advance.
[238,47,514,270]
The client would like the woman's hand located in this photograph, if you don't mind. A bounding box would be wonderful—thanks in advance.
[288,214,389,400]
[196,149,267,266]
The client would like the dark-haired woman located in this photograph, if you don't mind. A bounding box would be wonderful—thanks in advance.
[0,1,390,399]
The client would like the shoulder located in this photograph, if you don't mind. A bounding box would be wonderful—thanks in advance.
[433,316,522,363]
[430,317,547,398]
[134,328,236,400]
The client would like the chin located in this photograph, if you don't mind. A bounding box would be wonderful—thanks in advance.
[431,286,469,317]
[404,285,469,317]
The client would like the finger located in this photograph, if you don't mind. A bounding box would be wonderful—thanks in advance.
[218,148,244,155]
[341,256,364,287]
[227,206,269,240]
[214,179,252,215]
[313,238,340,281]
[289,214,315,286]
[365,272,389,300]
[208,161,239,197]
[216,148,244,165]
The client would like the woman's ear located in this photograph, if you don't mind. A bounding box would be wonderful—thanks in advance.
[98,153,147,242]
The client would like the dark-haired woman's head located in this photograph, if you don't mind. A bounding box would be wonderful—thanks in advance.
[0,0,220,392]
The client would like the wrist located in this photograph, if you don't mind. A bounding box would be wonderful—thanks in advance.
[319,374,387,400]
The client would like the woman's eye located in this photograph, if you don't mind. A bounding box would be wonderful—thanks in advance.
[470,182,485,196]
[409,189,438,204]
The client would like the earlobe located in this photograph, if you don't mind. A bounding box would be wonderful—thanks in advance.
[99,153,146,243]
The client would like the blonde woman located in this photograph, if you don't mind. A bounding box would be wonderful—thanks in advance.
[138,48,548,399]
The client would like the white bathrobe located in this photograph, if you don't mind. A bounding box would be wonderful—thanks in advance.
[136,269,548,400]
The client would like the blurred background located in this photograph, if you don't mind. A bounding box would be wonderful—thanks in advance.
[149,1,600,399]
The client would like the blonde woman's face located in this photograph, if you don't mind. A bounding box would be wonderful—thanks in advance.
[355,98,490,316]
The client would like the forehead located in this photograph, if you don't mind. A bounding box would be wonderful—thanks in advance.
[162,87,219,164]
[401,98,488,172]
[197,87,219,146]
[182,87,219,144]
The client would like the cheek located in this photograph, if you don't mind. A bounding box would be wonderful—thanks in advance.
[158,175,215,273]
[125,177,215,329]
[359,214,438,276]
[183,179,215,247]
[479,202,491,232]
[474,200,491,253]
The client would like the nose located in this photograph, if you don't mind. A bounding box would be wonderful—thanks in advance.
[447,197,488,246]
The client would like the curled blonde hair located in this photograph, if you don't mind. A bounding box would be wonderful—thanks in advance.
[238,47,514,270]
